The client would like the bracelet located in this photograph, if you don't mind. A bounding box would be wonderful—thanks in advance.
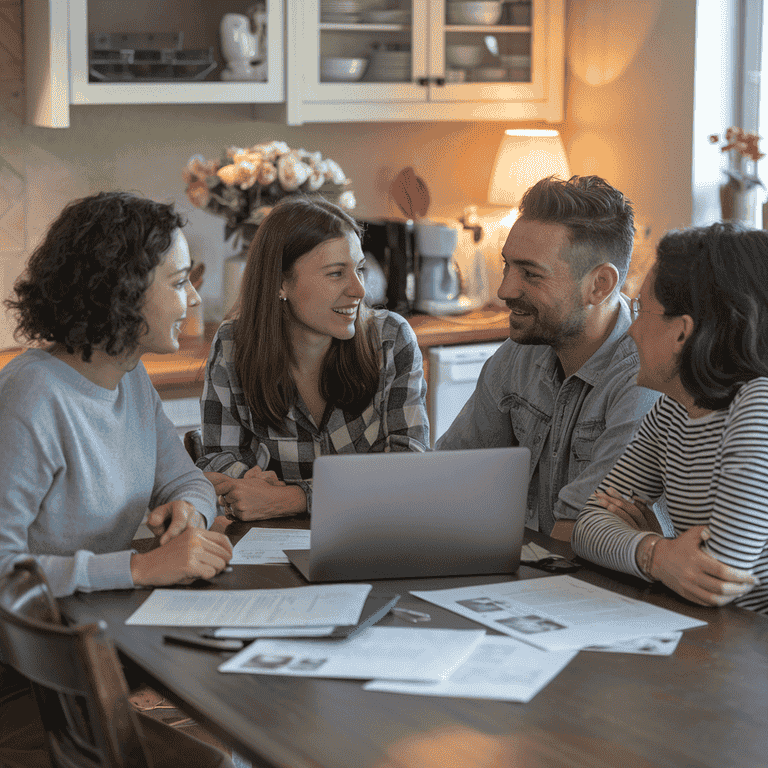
[638,534,661,580]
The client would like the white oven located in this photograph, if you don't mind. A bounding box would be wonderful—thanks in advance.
[427,342,504,448]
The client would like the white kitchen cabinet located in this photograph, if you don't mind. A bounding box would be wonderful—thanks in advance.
[24,0,284,127]
[286,0,564,125]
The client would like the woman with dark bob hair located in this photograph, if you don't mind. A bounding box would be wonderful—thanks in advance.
[198,195,429,520]
[573,221,768,613]
[0,192,235,768]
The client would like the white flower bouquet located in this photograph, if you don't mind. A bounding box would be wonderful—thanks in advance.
[183,140,356,245]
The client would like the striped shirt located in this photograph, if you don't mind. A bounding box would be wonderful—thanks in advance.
[572,377,768,614]
[196,310,429,510]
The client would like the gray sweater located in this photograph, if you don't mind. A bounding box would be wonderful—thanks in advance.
[0,349,216,597]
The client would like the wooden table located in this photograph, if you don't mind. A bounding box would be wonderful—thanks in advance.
[60,525,768,768]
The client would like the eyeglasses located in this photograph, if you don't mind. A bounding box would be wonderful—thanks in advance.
[630,297,669,319]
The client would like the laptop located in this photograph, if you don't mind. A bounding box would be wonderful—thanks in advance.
[284,447,530,582]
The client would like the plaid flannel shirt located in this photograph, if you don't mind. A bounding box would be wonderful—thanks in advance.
[196,310,429,510]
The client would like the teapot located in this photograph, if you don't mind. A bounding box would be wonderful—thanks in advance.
[220,13,261,81]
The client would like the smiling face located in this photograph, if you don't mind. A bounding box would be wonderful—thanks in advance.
[134,229,200,357]
[280,231,366,347]
[498,218,587,349]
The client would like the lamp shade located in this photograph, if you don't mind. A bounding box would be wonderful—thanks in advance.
[488,129,571,206]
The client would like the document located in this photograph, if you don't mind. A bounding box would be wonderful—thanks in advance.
[364,636,577,702]
[125,584,371,627]
[218,627,486,681]
[411,575,707,652]
[230,528,310,565]
[582,632,683,656]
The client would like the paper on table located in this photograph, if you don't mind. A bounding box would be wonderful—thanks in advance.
[411,575,706,652]
[230,528,310,565]
[218,627,486,681]
[125,584,371,627]
[364,636,577,702]
[581,632,683,655]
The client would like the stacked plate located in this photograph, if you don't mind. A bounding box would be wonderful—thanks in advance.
[321,0,364,23]
[365,49,412,82]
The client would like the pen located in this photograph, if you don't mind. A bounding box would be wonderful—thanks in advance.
[163,633,245,652]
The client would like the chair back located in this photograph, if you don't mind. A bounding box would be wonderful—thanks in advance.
[0,559,153,768]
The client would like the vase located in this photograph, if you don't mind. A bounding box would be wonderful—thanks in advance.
[720,179,761,227]
[222,249,248,317]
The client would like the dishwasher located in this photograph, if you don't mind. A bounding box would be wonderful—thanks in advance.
[427,341,504,448]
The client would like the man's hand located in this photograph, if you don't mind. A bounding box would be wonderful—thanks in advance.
[146,500,206,545]
[130,528,233,586]
[648,526,757,607]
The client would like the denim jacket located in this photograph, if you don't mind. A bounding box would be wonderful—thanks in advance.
[435,297,660,533]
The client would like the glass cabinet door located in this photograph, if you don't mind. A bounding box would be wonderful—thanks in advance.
[292,0,429,102]
[429,0,546,102]
[68,0,284,104]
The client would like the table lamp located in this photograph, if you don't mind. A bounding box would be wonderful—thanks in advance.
[487,129,571,207]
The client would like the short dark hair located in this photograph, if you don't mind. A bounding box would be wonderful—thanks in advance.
[234,195,380,433]
[518,175,635,286]
[5,191,184,362]
[653,221,768,410]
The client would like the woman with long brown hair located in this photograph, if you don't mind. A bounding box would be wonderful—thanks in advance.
[197,196,429,520]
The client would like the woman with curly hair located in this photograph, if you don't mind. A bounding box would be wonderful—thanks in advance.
[198,196,429,521]
[0,191,232,597]
[572,222,768,613]
[0,191,236,768]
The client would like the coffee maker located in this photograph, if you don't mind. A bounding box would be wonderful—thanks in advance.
[413,220,476,316]
[358,218,416,315]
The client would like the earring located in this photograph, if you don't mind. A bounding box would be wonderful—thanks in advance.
[279,295,287,302]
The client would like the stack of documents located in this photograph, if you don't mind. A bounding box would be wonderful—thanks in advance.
[219,628,487,682]
[127,569,708,704]
[125,583,372,631]
[409,575,705,652]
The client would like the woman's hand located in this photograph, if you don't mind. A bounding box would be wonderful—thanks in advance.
[145,500,207,545]
[594,487,664,534]
[130,528,233,586]
[204,468,306,520]
[648,526,758,607]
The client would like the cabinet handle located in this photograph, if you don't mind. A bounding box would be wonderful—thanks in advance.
[434,77,445,87]
[417,77,429,86]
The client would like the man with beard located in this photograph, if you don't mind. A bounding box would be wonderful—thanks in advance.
[436,175,660,540]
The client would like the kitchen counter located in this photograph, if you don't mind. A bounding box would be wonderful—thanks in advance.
[0,307,510,399]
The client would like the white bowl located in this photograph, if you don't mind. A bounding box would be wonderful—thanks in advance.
[446,1,503,25]
[320,57,369,82]
[446,44,482,68]
[473,66,507,82]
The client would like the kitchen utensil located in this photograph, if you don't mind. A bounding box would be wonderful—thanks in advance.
[364,9,411,23]
[320,57,368,82]
[446,44,482,67]
[499,54,531,80]
[414,220,472,315]
[483,35,499,57]
[359,218,416,315]
[389,167,430,219]
[473,66,508,81]
[446,1,503,26]
[445,68,467,83]
[220,14,261,81]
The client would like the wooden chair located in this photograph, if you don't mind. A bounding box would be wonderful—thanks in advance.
[183,428,204,463]
[0,559,235,768]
